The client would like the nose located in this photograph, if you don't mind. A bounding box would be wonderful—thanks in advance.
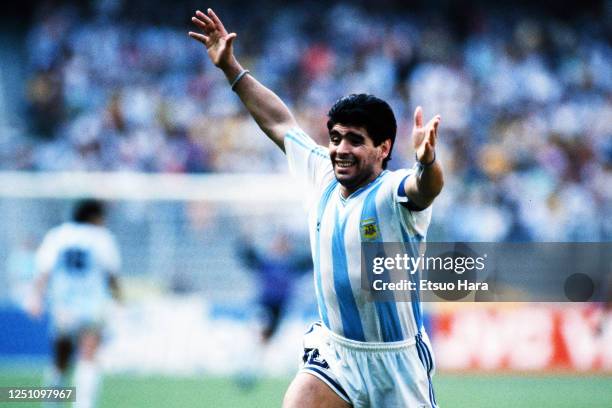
[336,138,352,155]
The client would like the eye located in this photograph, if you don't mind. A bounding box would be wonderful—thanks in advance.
[330,136,340,145]
[349,137,364,146]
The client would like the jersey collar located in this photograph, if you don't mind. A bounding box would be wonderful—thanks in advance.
[338,170,388,204]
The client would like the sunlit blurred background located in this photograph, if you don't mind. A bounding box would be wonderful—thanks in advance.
[0,0,610,406]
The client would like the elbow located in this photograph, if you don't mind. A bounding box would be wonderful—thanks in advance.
[435,173,444,197]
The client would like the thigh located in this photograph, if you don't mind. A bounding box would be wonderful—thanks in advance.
[78,329,101,360]
[283,372,351,408]
[262,301,283,340]
[53,336,75,372]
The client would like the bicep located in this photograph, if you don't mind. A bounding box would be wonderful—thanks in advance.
[267,121,299,153]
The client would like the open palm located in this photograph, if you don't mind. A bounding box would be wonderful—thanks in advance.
[412,106,440,164]
[189,9,236,68]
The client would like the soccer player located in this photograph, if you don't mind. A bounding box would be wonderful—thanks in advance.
[190,9,443,407]
[238,231,312,343]
[28,199,121,408]
[236,231,312,388]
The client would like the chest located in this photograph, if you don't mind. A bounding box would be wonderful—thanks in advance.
[311,192,391,249]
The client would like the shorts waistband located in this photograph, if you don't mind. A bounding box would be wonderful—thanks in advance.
[321,324,416,351]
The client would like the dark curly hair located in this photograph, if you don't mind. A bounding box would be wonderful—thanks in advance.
[327,94,397,169]
[73,199,105,223]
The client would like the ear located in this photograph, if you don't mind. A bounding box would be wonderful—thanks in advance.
[379,139,392,161]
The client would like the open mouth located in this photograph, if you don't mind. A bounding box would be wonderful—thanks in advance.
[335,158,356,168]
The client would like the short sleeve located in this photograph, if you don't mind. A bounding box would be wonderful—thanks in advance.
[285,127,334,197]
[35,229,59,277]
[391,169,433,238]
[99,231,121,275]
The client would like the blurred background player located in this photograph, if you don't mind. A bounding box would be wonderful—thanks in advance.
[235,230,312,387]
[28,199,121,408]
[238,230,312,344]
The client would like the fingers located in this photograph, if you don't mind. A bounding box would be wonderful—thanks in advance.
[413,106,423,128]
[426,115,441,147]
[195,10,214,28]
[188,31,209,45]
[225,32,237,47]
[191,16,211,33]
[416,140,434,164]
[427,126,436,148]
[207,8,227,33]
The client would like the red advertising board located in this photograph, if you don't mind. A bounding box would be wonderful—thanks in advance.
[431,304,612,372]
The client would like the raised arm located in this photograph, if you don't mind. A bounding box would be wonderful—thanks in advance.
[404,106,444,209]
[189,8,297,151]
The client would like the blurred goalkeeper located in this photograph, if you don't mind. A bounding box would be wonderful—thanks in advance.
[239,231,312,343]
[28,199,121,408]
[190,8,444,408]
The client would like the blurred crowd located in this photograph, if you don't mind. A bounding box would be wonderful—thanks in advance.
[8,0,612,241]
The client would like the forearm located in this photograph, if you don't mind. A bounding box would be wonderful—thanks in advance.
[406,160,444,209]
[220,58,297,151]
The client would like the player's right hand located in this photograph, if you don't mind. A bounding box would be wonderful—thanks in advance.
[189,8,237,69]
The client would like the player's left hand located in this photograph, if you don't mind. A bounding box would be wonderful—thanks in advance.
[412,106,441,164]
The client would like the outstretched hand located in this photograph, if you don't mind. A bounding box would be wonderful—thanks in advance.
[189,8,237,69]
[412,106,441,165]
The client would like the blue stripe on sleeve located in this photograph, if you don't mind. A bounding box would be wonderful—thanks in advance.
[397,174,426,211]
[397,175,409,197]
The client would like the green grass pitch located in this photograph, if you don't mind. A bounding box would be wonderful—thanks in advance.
[1,368,611,407]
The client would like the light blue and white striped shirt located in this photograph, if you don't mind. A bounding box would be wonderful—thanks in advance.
[286,127,432,342]
[36,222,121,318]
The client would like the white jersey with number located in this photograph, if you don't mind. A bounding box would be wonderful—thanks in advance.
[285,127,432,342]
[35,222,121,328]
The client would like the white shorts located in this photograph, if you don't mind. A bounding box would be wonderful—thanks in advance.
[50,305,106,337]
[299,322,438,408]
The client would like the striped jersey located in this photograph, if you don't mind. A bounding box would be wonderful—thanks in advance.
[286,127,432,342]
[35,222,121,316]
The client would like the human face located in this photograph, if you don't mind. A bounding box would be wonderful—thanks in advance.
[328,124,389,195]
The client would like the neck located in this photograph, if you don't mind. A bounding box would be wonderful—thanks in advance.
[339,170,383,199]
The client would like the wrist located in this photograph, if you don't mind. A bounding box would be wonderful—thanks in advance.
[230,69,250,91]
[415,151,436,167]
[218,57,241,75]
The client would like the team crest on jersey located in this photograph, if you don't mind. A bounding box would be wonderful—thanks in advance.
[360,218,379,241]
